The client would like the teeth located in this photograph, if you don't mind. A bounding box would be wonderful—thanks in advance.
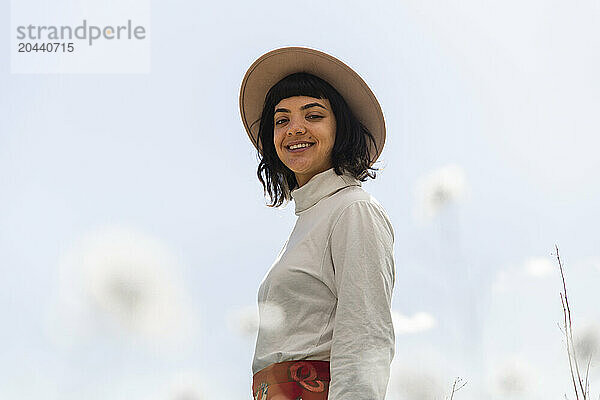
[289,143,313,150]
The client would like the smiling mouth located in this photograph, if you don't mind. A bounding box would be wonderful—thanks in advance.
[287,143,315,152]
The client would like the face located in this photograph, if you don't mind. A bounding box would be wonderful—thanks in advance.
[273,96,337,188]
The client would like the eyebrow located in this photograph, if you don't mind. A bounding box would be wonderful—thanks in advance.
[274,102,327,115]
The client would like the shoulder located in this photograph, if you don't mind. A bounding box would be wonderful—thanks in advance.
[329,186,394,240]
[331,185,390,218]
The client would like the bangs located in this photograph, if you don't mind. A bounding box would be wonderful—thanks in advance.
[266,72,333,107]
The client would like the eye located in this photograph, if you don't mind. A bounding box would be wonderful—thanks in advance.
[275,118,288,125]
[307,115,323,120]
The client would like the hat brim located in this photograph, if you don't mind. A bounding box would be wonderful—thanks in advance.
[239,46,386,167]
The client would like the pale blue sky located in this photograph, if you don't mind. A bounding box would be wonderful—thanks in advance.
[1,0,599,399]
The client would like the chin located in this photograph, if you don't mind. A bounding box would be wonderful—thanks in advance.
[289,164,317,174]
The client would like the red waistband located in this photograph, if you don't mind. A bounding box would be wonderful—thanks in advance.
[252,360,330,393]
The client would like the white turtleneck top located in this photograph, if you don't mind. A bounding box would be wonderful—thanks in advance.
[251,167,396,399]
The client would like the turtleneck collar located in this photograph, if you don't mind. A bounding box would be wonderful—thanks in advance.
[290,167,361,215]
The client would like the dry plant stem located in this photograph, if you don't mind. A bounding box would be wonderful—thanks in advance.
[561,293,580,400]
[585,356,592,399]
[556,244,588,400]
[447,377,467,400]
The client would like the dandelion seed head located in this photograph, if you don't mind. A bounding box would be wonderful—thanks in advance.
[257,301,285,331]
[414,164,468,222]
[50,223,198,354]
[167,370,207,400]
[226,304,259,337]
[392,368,444,400]
[574,324,600,364]
[495,356,536,395]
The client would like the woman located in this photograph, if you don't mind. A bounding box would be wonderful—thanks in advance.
[239,47,395,400]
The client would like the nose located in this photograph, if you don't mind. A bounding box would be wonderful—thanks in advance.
[287,116,306,135]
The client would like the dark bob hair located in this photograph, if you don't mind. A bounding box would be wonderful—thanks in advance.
[253,72,380,208]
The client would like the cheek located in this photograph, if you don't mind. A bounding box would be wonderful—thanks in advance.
[273,130,284,145]
[328,124,337,146]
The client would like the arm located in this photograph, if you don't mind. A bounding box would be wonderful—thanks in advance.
[328,200,396,399]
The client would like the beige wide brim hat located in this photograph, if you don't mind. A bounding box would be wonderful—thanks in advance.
[239,46,386,167]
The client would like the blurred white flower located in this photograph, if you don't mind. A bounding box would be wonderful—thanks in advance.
[46,223,198,352]
[574,323,600,365]
[524,256,554,278]
[227,301,285,337]
[414,164,468,222]
[226,304,259,337]
[497,369,526,395]
[392,310,436,334]
[139,370,208,400]
[167,370,207,400]
[494,356,537,396]
[391,367,445,400]
[257,301,286,331]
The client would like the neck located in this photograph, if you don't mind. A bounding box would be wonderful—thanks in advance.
[294,164,333,188]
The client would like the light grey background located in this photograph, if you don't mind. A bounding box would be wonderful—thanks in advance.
[1,0,599,399]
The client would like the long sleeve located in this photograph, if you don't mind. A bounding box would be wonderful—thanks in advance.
[327,200,396,400]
